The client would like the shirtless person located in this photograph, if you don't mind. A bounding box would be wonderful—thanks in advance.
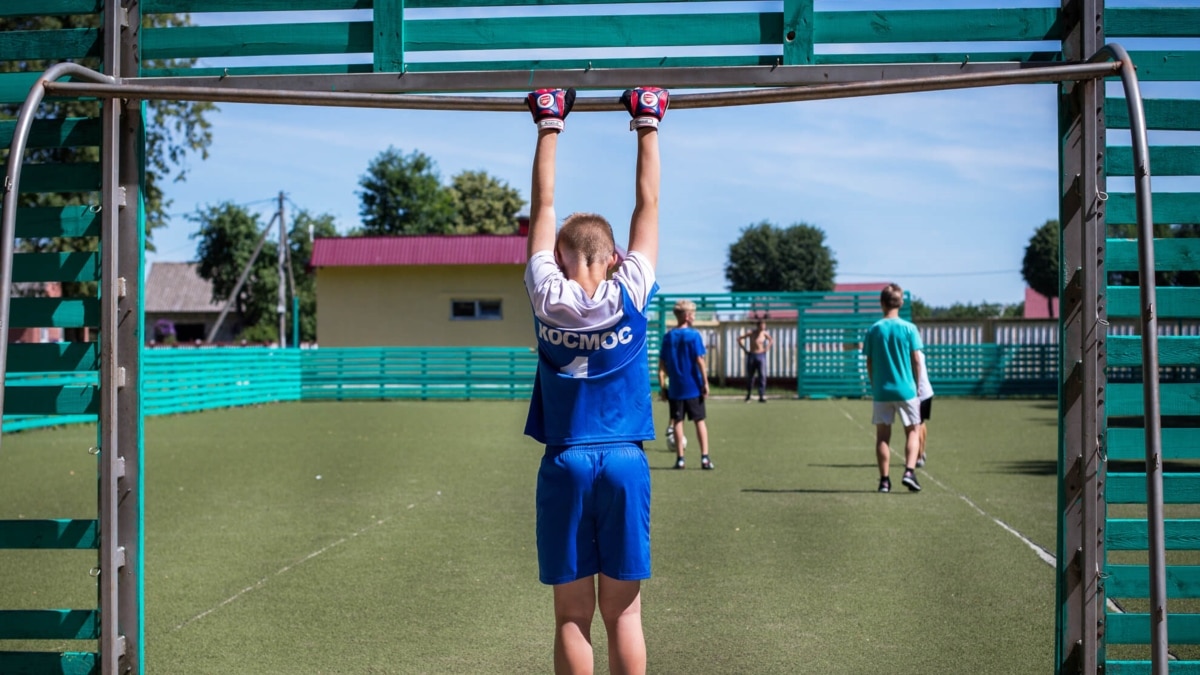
[737,319,773,403]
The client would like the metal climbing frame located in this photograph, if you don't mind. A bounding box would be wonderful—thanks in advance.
[0,1,1170,673]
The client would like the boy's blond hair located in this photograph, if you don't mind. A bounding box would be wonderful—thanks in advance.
[673,299,696,322]
[557,212,616,265]
[880,283,904,310]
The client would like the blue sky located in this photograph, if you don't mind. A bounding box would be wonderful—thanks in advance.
[144,2,1197,309]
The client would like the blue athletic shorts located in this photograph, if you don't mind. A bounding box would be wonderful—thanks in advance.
[536,442,651,585]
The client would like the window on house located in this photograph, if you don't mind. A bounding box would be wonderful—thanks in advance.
[451,300,503,320]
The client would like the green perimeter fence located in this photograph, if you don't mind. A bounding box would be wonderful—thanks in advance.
[2,343,1068,433]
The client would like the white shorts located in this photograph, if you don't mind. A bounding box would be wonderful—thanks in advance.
[872,399,922,428]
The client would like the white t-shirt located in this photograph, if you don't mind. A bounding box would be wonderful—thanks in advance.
[915,349,934,401]
[524,250,656,331]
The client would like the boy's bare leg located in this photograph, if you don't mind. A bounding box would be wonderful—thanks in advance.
[553,577,597,675]
[918,422,928,461]
[695,419,709,456]
[874,424,892,478]
[597,575,645,675]
[672,419,686,460]
[903,424,921,470]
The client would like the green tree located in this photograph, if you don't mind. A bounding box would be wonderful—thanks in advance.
[190,203,279,340]
[356,148,459,235]
[1021,219,1059,317]
[448,170,525,234]
[725,221,837,292]
[288,210,339,343]
[1,12,216,249]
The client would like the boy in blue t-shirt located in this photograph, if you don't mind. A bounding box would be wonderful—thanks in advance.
[523,86,667,675]
[862,283,925,494]
[658,299,712,470]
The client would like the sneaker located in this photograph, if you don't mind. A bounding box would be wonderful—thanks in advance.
[878,477,891,493]
[902,470,922,492]
[674,457,686,470]
[744,395,751,403]
[915,455,926,468]
[758,397,767,403]
[701,456,714,470]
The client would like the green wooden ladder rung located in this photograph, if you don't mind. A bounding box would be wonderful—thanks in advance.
[1,385,98,416]
[1108,287,1200,320]
[1108,428,1200,462]
[0,519,98,549]
[0,116,101,149]
[0,610,98,640]
[1108,473,1200,504]
[1107,612,1200,645]
[18,163,101,194]
[1106,564,1200,599]
[12,252,100,283]
[1108,518,1200,551]
[1107,238,1200,272]
[0,651,98,675]
[1108,193,1200,226]
[1109,382,1200,418]
[1107,335,1200,368]
[1105,660,1200,674]
[5,342,98,373]
[8,297,99,329]
[15,206,101,239]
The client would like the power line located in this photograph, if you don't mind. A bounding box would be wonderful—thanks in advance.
[839,269,1019,278]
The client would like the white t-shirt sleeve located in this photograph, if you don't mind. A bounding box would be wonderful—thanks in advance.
[612,251,656,312]
[525,249,656,331]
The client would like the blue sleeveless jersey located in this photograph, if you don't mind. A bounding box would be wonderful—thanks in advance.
[525,282,658,446]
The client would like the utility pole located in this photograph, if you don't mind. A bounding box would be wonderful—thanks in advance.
[277,191,287,349]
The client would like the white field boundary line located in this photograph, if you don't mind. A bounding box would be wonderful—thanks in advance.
[172,492,441,632]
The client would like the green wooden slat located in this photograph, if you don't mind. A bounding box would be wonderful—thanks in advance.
[373,0,404,73]
[142,22,374,60]
[0,1,99,16]
[145,0,368,10]
[1108,287,1200,319]
[9,298,100,329]
[1107,193,1200,226]
[0,610,98,640]
[0,118,101,149]
[402,54,778,74]
[815,8,1058,43]
[1109,382,1200,417]
[782,0,813,66]
[5,342,99,373]
[1108,8,1200,38]
[1108,518,1200,551]
[1107,98,1200,131]
[0,28,99,61]
[1126,51,1200,83]
[1108,146,1200,177]
[1106,661,1200,675]
[11,252,100,283]
[1108,612,1200,644]
[1108,428,1200,462]
[1107,335,1200,367]
[1107,239,1200,272]
[0,519,98,549]
[2,385,98,416]
[0,652,98,675]
[143,63,375,78]
[15,206,102,239]
[407,0,744,6]
[816,51,1060,66]
[18,163,101,194]
[1107,564,1200,599]
[1108,473,1200,504]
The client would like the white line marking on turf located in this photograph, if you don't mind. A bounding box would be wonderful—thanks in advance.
[172,496,434,632]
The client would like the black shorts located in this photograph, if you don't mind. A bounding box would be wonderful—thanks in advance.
[919,397,933,422]
[669,397,706,422]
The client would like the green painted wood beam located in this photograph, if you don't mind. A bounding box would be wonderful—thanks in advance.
[1108,473,1200,504]
[0,28,99,61]
[143,63,375,78]
[815,8,1059,43]
[12,252,100,283]
[1106,564,1200,599]
[8,298,100,329]
[0,1,98,17]
[1106,98,1200,131]
[1104,661,1200,674]
[0,519,98,549]
[0,652,97,675]
[373,0,404,73]
[1107,192,1200,226]
[15,206,102,239]
[1127,51,1200,82]
[145,0,368,11]
[5,342,99,373]
[815,51,1060,66]
[1107,8,1200,38]
[1108,428,1200,462]
[0,610,98,640]
[1107,612,1200,644]
[401,54,778,74]
[1107,239,1200,272]
[0,118,101,149]
[142,22,374,60]
[1108,287,1200,319]
[1108,518,1200,551]
[1109,382,1200,417]
[18,163,101,194]
[1108,145,1200,177]
[1108,335,1200,368]
[2,385,98,416]
[781,0,814,66]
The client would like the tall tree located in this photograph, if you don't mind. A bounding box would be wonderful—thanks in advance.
[1021,219,1059,317]
[356,148,459,235]
[725,221,837,292]
[448,170,525,234]
[288,210,338,343]
[190,202,279,340]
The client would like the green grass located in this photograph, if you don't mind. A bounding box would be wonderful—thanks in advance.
[1,398,1060,673]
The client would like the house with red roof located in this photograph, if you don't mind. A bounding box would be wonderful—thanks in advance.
[310,233,532,347]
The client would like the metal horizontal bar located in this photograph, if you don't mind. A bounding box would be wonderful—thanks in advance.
[43,61,1120,111]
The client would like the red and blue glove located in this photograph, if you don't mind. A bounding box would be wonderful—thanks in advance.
[621,86,669,130]
[526,88,575,131]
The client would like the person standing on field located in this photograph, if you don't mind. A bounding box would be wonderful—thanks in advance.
[658,299,712,470]
[862,283,924,494]
[737,319,773,402]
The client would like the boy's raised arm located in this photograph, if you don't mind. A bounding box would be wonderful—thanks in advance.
[622,87,668,266]
[525,89,574,258]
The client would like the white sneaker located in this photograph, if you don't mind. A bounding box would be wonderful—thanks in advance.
[915,455,926,468]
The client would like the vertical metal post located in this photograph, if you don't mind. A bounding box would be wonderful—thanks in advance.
[1057,0,1106,672]
[278,192,287,349]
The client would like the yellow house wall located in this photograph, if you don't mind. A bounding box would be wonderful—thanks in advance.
[316,265,533,347]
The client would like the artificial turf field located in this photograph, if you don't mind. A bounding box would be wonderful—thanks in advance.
[1,398,1062,673]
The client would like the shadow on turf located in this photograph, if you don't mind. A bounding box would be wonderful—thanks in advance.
[808,463,877,469]
[988,459,1058,475]
[741,488,881,494]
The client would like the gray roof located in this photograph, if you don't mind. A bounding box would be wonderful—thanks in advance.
[145,262,224,313]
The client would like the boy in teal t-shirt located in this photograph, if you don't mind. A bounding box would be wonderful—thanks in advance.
[862,284,924,493]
